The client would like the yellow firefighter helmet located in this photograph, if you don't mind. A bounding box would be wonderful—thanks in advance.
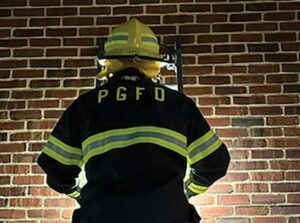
[98,18,164,79]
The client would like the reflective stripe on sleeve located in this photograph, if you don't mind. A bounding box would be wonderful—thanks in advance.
[188,182,209,194]
[67,190,81,199]
[187,129,222,165]
[82,126,187,163]
[42,135,83,168]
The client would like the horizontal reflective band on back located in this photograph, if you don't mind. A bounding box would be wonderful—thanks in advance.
[82,126,187,163]
[67,191,81,199]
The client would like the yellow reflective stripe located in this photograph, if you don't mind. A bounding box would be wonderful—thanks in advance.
[188,139,222,165]
[48,135,82,156]
[82,126,187,163]
[67,191,80,198]
[83,126,186,149]
[42,146,83,168]
[188,183,208,194]
[187,130,214,153]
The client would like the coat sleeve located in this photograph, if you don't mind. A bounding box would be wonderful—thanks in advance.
[184,99,230,198]
[37,101,83,200]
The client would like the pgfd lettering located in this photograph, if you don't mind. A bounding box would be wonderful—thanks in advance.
[98,86,165,103]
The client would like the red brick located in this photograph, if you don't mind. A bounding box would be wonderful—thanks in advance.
[233,161,268,170]
[220,172,249,182]
[63,78,94,87]
[271,206,300,215]
[30,18,60,26]
[164,35,195,45]
[234,96,265,104]
[216,107,248,116]
[162,0,192,2]
[232,54,263,63]
[130,0,158,3]
[0,101,25,110]
[236,206,269,216]
[0,9,11,16]
[10,198,43,207]
[0,19,27,27]
[248,43,279,52]
[10,132,42,141]
[0,30,11,38]
[286,149,300,158]
[64,38,94,46]
[30,0,60,6]
[29,187,59,196]
[79,27,109,36]
[234,138,267,147]
[249,85,281,94]
[10,110,41,120]
[250,106,283,115]
[287,194,300,203]
[213,24,244,32]
[134,16,161,24]
[249,64,279,73]
[30,38,60,46]
[13,49,44,57]
[215,87,246,95]
[163,15,194,24]
[13,176,44,185]
[267,116,299,126]
[266,53,297,62]
[0,165,29,174]
[284,127,300,136]
[96,16,127,25]
[198,34,228,43]
[279,2,300,10]
[200,207,233,217]
[0,80,26,88]
[271,161,300,170]
[47,7,77,16]
[63,17,94,26]
[198,55,229,64]
[197,14,227,23]
[253,217,285,223]
[0,60,27,68]
[280,22,300,31]
[28,209,60,218]
[47,69,77,78]
[0,49,10,57]
[0,210,26,219]
[286,172,300,181]
[46,28,77,37]
[30,59,61,68]
[184,87,212,95]
[14,8,44,16]
[45,90,77,98]
[12,90,43,99]
[232,33,262,42]
[218,195,249,205]
[251,127,283,138]
[209,184,234,193]
[31,80,61,88]
[80,7,111,15]
[46,48,77,57]
[206,118,230,127]
[216,128,248,137]
[268,95,299,104]
[251,172,284,181]
[252,195,285,204]
[64,59,94,68]
[113,6,143,15]
[213,4,243,12]
[233,75,264,84]
[179,25,209,33]
[28,100,59,109]
[246,2,277,11]
[146,5,177,14]
[180,4,210,12]
[27,120,56,130]
[63,0,92,5]
[265,12,295,21]
[268,139,300,148]
[0,154,11,163]
[282,64,300,72]
[183,45,211,54]
[0,143,26,152]
[267,74,298,83]
[265,32,296,42]
[45,198,76,207]
[231,13,261,22]
[0,187,26,196]
[0,0,26,6]
[215,66,246,74]
[199,97,230,105]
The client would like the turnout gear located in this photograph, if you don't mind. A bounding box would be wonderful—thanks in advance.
[38,69,230,223]
[98,18,164,79]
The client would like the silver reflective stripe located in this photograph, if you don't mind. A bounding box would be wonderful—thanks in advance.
[107,35,128,42]
[45,141,82,161]
[188,135,219,158]
[84,131,186,155]
[142,36,157,43]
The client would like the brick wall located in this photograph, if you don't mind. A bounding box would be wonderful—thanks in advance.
[0,0,300,222]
